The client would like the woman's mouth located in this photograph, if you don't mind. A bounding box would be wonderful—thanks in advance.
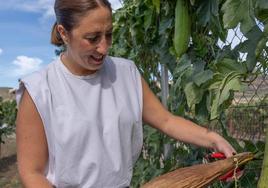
[91,55,104,63]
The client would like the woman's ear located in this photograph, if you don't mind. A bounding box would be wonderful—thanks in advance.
[57,25,69,45]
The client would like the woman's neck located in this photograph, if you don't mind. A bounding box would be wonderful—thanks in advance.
[60,52,97,76]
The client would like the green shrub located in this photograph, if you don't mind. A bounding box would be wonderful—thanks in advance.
[0,97,17,144]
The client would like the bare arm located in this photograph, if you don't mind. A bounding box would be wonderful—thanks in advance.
[141,77,235,157]
[16,89,53,188]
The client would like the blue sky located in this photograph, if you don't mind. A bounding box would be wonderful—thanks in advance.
[0,0,122,88]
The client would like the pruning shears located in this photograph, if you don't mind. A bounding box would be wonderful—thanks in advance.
[205,152,244,182]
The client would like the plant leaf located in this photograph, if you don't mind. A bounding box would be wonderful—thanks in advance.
[210,72,244,119]
[144,9,153,31]
[214,58,247,74]
[152,0,160,14]
[222,0,255,34]
[184,82,204,108]
[193,70,214,86]
[256,0,268,9]
[196,0,219,26]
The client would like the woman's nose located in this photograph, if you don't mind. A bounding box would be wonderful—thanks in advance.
[96,37,111,55]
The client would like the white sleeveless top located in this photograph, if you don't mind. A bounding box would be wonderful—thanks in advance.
[16,56,143,188]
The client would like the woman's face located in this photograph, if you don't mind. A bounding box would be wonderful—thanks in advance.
[60,6,113,75]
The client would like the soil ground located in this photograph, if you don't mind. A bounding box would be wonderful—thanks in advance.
[0,135,21,187]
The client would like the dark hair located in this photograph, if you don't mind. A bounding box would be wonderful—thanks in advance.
[51,0,112,46]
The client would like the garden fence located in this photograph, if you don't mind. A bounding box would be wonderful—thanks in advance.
[205,25,268,142]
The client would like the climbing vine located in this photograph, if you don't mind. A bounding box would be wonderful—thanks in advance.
[110,0,268,187]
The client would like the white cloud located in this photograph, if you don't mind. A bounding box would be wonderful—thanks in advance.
[0,0,54,19]
[0,0,122,19]
[0,48,3,55]
[12,56,43,76]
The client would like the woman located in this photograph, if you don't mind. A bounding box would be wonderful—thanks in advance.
[16,0,236,187]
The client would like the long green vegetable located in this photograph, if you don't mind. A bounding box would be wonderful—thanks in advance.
[173,0,191,58]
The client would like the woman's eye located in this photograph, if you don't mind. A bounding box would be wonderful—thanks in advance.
[106,32,112,40]
[86,36,100,43]
[85,32,112,44]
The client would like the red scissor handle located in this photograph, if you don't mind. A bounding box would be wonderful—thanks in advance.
[209,152,226,159]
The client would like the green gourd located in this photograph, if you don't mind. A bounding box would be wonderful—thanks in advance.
[173,0,191,58]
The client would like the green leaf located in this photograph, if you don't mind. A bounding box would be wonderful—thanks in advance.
[255,8,268,23]
[173,55,191,77]
[195,94,209,124]
[256,141,265,151]
[192,59,205,74]
[218,76,243,105]
[159,18,173,35]
[210,72,244,119]
[196,0,219,26]
[193,70,214,86]
[256,37,268,57]
[144,9,153,31]
[225,136,244,152]
[222,0,256,34]
[152,0,160,14]
[184,82,204,108]
[211,13,227,41]
[214,58,247,74]
[190,0,195,6]
[243,140,257,152]
[208,73,224,90]
[264,23,268,35]
[235,25,263,71]
[256,0,268,9]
